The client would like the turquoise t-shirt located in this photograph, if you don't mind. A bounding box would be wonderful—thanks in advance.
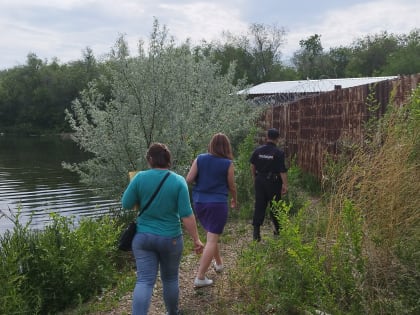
[121,169,193,237]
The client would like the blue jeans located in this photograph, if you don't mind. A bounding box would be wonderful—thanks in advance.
[132,232,183,315]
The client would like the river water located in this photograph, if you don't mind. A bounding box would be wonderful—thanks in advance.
[0,135,119,233]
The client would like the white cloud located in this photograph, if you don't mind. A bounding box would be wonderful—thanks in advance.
[158,2,248,43]
[0,0,418,69]
[285,0,420,57]
[3,0,90,10]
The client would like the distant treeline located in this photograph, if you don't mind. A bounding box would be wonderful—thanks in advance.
[0,25,419,135]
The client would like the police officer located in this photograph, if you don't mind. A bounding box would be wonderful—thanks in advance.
[250,128,288,241]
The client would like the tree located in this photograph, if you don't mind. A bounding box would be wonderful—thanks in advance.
[197,40,256,85]
[196,23,292,85]
[345,31,400,77]
[0,51,101,134]
[292,34,328,79]
[324,46,352,78]
[64,19,257,198]
[248,23,287,83]
[380,28,420,75]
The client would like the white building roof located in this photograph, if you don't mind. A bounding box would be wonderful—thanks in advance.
[238,76,398,95]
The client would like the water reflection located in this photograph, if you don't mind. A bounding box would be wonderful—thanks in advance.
[0,135,120,233]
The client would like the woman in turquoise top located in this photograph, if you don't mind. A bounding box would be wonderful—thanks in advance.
[122,143,203,315]
[186,133,237,288]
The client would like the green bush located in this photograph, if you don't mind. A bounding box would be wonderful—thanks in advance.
[0,212,38,314]
[282,157,320,216]
[234,127,258,220]
[0,210,121,314]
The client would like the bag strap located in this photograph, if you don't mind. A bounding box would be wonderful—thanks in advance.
[138,171,170,217]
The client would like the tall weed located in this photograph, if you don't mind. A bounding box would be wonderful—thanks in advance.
[234,200,335,314]
[325,86,420,314]
[327,200,366,314]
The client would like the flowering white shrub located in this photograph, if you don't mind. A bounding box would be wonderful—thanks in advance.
[64,19,257,198]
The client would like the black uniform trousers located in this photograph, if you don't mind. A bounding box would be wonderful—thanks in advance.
[252,174,282,233]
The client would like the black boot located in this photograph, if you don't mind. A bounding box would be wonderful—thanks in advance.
[253,225,261,242]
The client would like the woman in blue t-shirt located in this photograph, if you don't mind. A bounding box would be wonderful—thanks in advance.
[186,133,237,287]
[122,143,204,315]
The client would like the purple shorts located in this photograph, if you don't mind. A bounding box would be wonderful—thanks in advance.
[194,202,228,234]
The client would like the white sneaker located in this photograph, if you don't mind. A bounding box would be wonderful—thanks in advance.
[213,262,224,273]
[194,276,213,288]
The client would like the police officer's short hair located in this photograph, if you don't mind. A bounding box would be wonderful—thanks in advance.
[267,128,280,140]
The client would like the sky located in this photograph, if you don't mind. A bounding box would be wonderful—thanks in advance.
[0,0,419,70]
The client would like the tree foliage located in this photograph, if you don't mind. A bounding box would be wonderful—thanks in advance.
[380,28,420,75]
[292,29,420,79]
[0,51,100,134]
[64,19,257,198]
[197,23,295,85]
[345,31,401,77]
[248,23,287,82]
[292,34,327,79]
[0,25,419,136]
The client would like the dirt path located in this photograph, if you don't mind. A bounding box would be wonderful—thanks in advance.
[104,219,269,315]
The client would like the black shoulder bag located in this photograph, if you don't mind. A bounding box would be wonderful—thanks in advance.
[118,172,171,251]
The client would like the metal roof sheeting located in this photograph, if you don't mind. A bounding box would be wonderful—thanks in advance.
[238,76,398,95]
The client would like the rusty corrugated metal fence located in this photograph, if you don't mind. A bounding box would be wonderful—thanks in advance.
[259,74,420,179]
